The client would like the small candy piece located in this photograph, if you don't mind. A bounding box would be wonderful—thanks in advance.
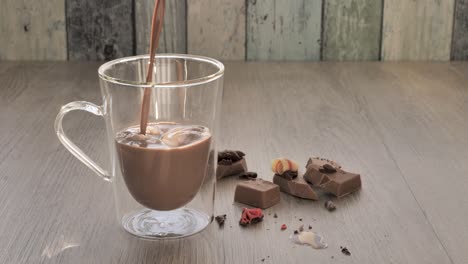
[271,158,299,175]
[281,224,287,230]
[239,208,264,226]
[215,214,227,227]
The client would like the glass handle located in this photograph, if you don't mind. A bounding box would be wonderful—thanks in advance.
[54,101,111,182]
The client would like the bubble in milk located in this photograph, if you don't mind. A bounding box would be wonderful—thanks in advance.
[161,125,210,147]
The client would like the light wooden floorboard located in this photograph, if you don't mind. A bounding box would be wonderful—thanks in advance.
[1,62,467,263]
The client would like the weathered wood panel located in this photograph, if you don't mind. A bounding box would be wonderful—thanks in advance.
[66,0,134,60]
[322,0,382,61]
[382,0,455,61]
[246,0,322,61]
[135,0,186,54]
[451,0,468,60]
[187,0,245,60]
[0,0,66,60]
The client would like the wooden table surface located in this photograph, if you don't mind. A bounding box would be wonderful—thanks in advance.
[0,61,467,264]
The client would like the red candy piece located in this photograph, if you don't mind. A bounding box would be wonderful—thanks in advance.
[239,208,264,226]
[281,224,287,230]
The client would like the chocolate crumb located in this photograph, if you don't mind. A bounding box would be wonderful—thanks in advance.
[341,247,351,256]
[308,225,312,230]
[299,218,303,221]
[273,213,278,218]
[261,258,265,262]
[324,200,336,211]
[215,214,227,227]
[294,230,299,234]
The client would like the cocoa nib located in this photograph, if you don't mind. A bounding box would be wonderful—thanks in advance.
[215,214,227,227]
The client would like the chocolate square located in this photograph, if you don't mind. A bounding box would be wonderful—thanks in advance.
[234,179,280,209]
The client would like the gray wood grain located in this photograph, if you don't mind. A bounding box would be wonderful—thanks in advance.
[322,0,382,61]
[451,0,468,60]
[135,0,187,54]
[382,0,455,61]
[246,0,322,61]
[0,0,66,60]
[187,0,245,60]
[2,61,468,263]
[66,0,134,60]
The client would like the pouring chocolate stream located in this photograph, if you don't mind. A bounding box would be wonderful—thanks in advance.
[140,0,166,135]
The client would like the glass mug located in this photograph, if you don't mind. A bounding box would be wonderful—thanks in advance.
[55,54,224,239]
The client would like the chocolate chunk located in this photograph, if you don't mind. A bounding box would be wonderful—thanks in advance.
[215,214,227,226]
[218,150,245,163]
[324,200,336,211]
[273,174,318,200]
[218,159,233,166]
[304,157,361,198]
[217,158,248,179]
[276,170,298,180]
[239,171,258,179]
[234,179,280,209]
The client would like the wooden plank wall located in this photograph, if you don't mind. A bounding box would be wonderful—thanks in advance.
[0,0,467,61]
[66,0,134,60]
[381,0,455,61]
[322,0,382,61]
[246,0,322,61]
[135,0,186,54]
[452,0,468,60]
[186,0,245,60]
[0,0,67,60]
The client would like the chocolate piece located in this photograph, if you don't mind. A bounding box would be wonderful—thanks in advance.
[239,208,263,226]
[218,150,245,163]
[239,171,258,179]
[304,157,361,198]
[276,170,298,180]
[215,214,227,226]
[217,158,248,179]
[234,179,280,209]
[324,200,336,211]
[273,175,318,200]
[304,157,341,186]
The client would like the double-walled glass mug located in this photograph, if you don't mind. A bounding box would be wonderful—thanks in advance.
[55,54,224,239]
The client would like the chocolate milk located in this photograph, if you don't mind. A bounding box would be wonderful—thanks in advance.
[116,123,211,211]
